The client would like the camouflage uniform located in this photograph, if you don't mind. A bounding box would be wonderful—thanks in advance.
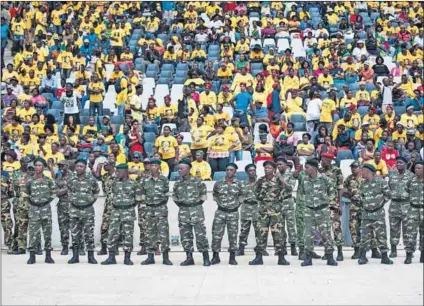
[1,172,14,249]
[319,166,344,247]
[279,171,297,245]
[360,177,391,252]
[56,171,74,248]
[299,174,335,255]
[68,173,100,251]
[173,176,209,252]
[141,175,171,253]
[107,179,141,252]
[254,175,285,254]
[295,172,306,248]
[137,174,149,248]
[388,170,414,246]
[405,175,424,254]
[238,180,259,247]
[212,178,244,252]
[100,173,115,246]
[24,176,55,251]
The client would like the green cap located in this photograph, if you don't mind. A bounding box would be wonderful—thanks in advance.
[245,163,256,172]
[226,163,238,170]
[362,163,376,173]
[263,161,276,168]
[305,158,319,168]
[34,157,47,167]
[179,159,192,168]
[150,159,161,165]
[75,159,87,165]
[279,134,289,140]
[259,133,268,139]
[115,163,129,169]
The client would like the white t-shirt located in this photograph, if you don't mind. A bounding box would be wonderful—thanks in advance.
[61,92,80,114]
[382,85,393,105]
[306,98,322,121]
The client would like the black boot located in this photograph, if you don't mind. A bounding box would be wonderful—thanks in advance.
[381,252,394,265]
[301,253,312,267]
[326,253,338,266]
[101,251,116,265]
[249,252,263,265]
[262,250,269,256]
[229,252,238,265]
[290,243,298,256]
[420,251,424,263]
[97,243,107,255]
[79,248,86,256]
[35,244,43,255]
[236,245,245,256]
[115,247,120,256]
[311,252,321,259]
[88,251,98,264]
[321,254,328,260]
[68,247,80,264]
[351,247,360,259]
[45,250,55,264]
[181,252,195,266]
[336,246,344,261]
[124,251,133,265]
[14,249,26,255]
[358,248,368,265]
[282,243,287,256]
[162,251,173,265]
[202,251,211,266]
[27,251,36,264]
[278,252,290,265]
[137,245,147,256]
[210,252,221,265]
[371,248,382,259]
[404,252,413,264]
[389,244,397,258]
[298,246,305,260]
[61,245,69,256]
[141,253,155,265]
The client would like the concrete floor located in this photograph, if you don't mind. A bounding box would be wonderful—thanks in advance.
[2,248,423,305]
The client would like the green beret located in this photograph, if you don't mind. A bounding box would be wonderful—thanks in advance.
[305,158,319,168]
[226,163,238,170]
[362,163,376,173]
[34,157,47,167]
[75,159,87,165]
[415,161,424,166]
[395,156,408,163]
[179,159,192,168]
[276,157,288,164]
[245,163,256,172]
[150,159,162,165]
[263,161,276,168]
[279,134,289,140]
[115,163,129,169]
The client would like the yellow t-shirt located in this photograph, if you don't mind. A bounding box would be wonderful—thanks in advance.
[128,162,144,180]
[88,81,105,103]
[191,125,214,149]
[159,105,178,119]
[365,160,388,176]
[155,135,178,160]
[45,151,65,165]
[320,99,336,123]
[209,134,232,152]
[190,160,212,180]
[400,114,418,129]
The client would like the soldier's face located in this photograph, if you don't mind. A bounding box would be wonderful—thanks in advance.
[247,167,256,178]
[178,164,190,177]
[415,164,423,177]
[34,162,44,174]
[75,163,86,175]
[351,166,360,175]
[321,157,331,167]
[396,160,406,171]
[117,169,127,179]
[151,164,160,174]
[264,165,275,176]
[226,167,236,179]
[277,161,286,172]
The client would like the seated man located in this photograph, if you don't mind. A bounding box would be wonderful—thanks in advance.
[252,100,269,123]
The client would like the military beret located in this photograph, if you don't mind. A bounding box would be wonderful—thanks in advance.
[58,160,69,166]
[150,159,161,165]
[115,163,129,169]
[276,157,288,164]
[263,161,277,168]
[75,159,87,165]
[321,152,335,160]
[396,156,408,163]
[305,158,319,168]
[34,157,47,167]
[226,163,238,170]
[245,163,256,172]
[179,159,192,168]
[362,163,376,173]
[415,161,424,166]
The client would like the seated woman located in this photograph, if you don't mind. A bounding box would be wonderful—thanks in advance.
[360,138,375,164]
[207,124,235,173]
[317,135,338,158]
[254,133,274,163]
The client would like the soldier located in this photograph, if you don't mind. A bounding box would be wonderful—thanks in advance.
[136,158,151,256]
[358,164,393,265]
[388,156,414,258]
[236,164,259,256]
[319,152,344,261]
[343,161,381,259]
[67,159,100,264]
[404,161,424,264]
[1,170,14,254]
[140,159,173,265]
[249,161,290,266]
[300,158,338,267]
[173,159,211,266]
[276,157,298,256]
[24,158,55,264]
[210,163,244,265]
[101,164,142,265]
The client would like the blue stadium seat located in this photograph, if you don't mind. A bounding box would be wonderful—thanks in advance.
[236,172,248,181]
[143,123,158,133]
[162,64,175,73]
[145,70,157,79]
[289,114,305,123]
[144,132,156,143]
[144,142,154,158]
[80,116,89,125]
[147,64,159,72]
[336,150,353,166]
[176,63,189,71]
[46,109,61,123]
[111,116,125,124]
[175,70,187,77]
[157,78,170,85]
[213,171,226,181]
[159,70,173,78]
[293,122,307,132]
[170,172,181,181]
[357,106,369,118]
[173,77,186,85]
[81,109,90,117]
[51,100,63,110]
[42,93,54,102]
[394,105,406,116]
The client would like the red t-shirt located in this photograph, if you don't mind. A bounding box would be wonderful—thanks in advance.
[381,148,399,169]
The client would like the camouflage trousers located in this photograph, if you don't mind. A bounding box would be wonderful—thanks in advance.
[57,199,70,247]
[360,216,389,253]
[138,203,147,247]
[28,204,52,251]
[295,198,305,247]
[389,200,409,246]
[404,206,424,253]
[238,219,259,247]
[100,199,113,245]
[254,212,284,254]
[69,206,95,251]
[304,207,335,254]
[15,197,41,250]
[107,207,135,252]
[178,206,209,253]
[146,205,170,253]
[350,203,377,248]
[1,199,14,248]
[330,207,344,246]
[281,208,296,245]
[212,209,239,252]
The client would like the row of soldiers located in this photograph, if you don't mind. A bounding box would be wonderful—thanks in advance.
[1,155,423,266]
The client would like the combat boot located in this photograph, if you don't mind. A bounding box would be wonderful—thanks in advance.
[141,253,155,265]
[301,253,312,267]
[210,252,221,265]
[381,252,394,265]
[14,249,26,255]
[262,250,269,256]
[79,248,86,256]
[87,251,98,264]
[321,254,328,260]
[326,253,338,266]
[229,252,237,265]
[420,251,424,263]
[101,251,116,265]
[311,252,321,259]
[298,246,305,260]
[336,246,344,261]
[351,247,360,259]
[124,251,133,265]
[61,245,68,256]
[404,252,413,264]
[358,248,368,265]
[203,251,211,266]
[277,252,290,265]
[290,243,298,256]
[181,252,194,266]
[236,245,245,256]
[249,252,263,265]
[162,251,173,265]
[371,248,382,259]
[45,250,55,264]
[27,251,36,264]
[389,244,397,258]
[97,243,107,255]
[35,243,43,255]
[137,245,147,256]
[68,247,80,264]
[282,243,287,256]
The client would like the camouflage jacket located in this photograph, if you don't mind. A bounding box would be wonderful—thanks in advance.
[111,179,142,208]
[173,175,207,205]
[13,171,32,199]
[141,175,169,206]
[299,174,336,209]
[102,172,116,202]
[55,171,74,199]
[1,172,13,200]
[388,170,414,201]
[24,175,55,205]
[295,171,306,203]
[279,171,296,210]
[343,174,363,205]
[213,178,244,210]
[68,173,100,207]
[319,165,344,190]
[240,180,258,220]
[255,174,284,215]
[406,175,424,208]
[360,177,391,220]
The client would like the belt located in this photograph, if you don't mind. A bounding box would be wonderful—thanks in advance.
[29,199,51,207]
[245,200,257,205]
[410,203,424,209]
[217,205,239,213]
[391,198,408,202]
[364,203,385,213]
[282,195,292,200]
[177,200,203,208]
[306,204,328,211]
[71,202,94,210]
[146,200,168,207]
[113,203,137,209]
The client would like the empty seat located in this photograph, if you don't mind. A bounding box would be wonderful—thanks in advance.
[157,78,170,85]
[289,114,306,123]
[213,171,226,181]
[143,123,158,134]
[236,172,248,181]
[394,105,406,116]
[336,150,353,166]
[111,116,125,124]
[51,100,63,110]
[161,64,175,73]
